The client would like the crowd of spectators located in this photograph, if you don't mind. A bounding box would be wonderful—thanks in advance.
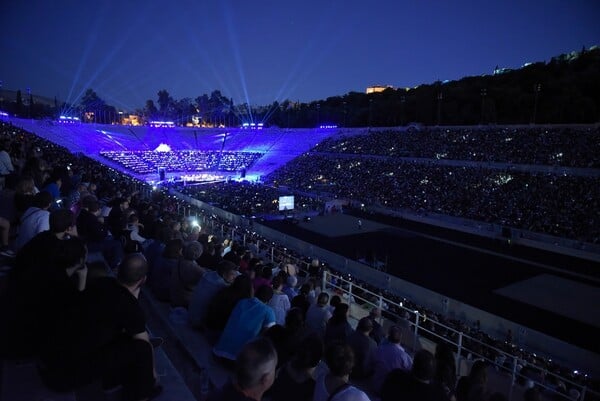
[178,180,322,217]
[313,126,600,168]
[0,120,596,401]
[100,150,263,175]
[266,154,600,243]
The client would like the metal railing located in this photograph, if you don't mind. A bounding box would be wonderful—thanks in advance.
[151,185,598,401]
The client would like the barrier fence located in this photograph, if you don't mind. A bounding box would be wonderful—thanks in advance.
[153,185,598,400]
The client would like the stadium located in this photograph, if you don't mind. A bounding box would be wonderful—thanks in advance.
[1,4,599,400]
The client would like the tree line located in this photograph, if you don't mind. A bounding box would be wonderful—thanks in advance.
[3,47,599,126]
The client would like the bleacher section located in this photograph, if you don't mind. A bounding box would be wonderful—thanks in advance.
[100,150,263,175]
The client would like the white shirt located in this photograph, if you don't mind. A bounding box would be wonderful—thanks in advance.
[16,207,50,250]
[313,375,371,401]
[0,150,14,175]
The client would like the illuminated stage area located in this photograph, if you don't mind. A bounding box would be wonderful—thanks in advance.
[10,118,345,183]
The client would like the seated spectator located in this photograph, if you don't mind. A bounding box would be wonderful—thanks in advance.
[188,260,238,328]
[15,208,78,276]
[150,238,183,302]
[266,307,308,366]
[253,264,272,293]
[14,190,52,250]
[170,241,206,308]
[291,283,311,316]
[371,325,413,394]
[77,194,122,270]
[41,170,62,203]
[328,295,342,314]
[197,241,221,269]
[313,342,371,401]
[267,335,324,401]
[122,214,151,253]
[205,274,253,340]
[306,292,332,338]
[434,342,457,400]
[456,360,489,401]
[324,303,353,346]
[367,308,385,345]
[207,337,277,401]
[268,274,291,325]
[39,253,161,401]
[2,236,88,358]
[106,197,129,236]
[282,274,298,302]
[348,317,377,381]
[381,349,449,401]
[213,284,276,361]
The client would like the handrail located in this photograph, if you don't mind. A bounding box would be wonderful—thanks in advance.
[160,189,597,401]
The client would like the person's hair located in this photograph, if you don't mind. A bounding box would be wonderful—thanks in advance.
[117,253,148,286]
[330,303,349,324]
[324,342,354,377]
[231,274,253,299]
[49,209,75,233]
[255,284,274,303]
[469,360,488,386]
[317,291,329,306]
[387,325,403,344]
[216,260,237,277]
[183,241,203,260]
[163,238,184,258]
[412,349,436,381]
[271,274,284,290]
[15,175,36,194]
[261,265,272,279]
[299,283,311,295]
[52,236,86,270]
[32,190,52,209]
[127,213,139,224]
[284,307,304,332]
[81,194,99,210]
[286,275,297,287]
[357,317,373,333]
[235,337,277,390]
[330,295,341,308]
[291,335,323,370]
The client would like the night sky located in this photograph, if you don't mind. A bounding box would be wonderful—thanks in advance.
[1,0,598,110]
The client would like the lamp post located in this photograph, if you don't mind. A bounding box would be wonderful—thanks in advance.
[480,88,487,125]
[343,101,347,127]
[368,98,373,127]
[531,83,541,124]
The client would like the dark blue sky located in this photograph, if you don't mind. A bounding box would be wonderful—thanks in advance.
[1,0,598,110]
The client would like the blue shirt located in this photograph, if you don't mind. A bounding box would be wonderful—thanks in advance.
[213,297,276,360]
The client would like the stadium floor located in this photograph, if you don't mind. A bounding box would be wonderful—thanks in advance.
[261,213,600,353]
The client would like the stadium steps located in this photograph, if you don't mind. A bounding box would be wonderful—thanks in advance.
[139,288,232,395]
[0,344,195,401]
